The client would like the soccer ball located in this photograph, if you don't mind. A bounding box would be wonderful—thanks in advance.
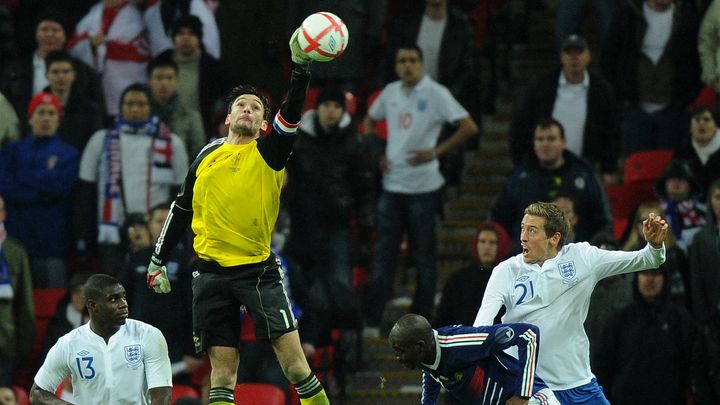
[298,12,349,62]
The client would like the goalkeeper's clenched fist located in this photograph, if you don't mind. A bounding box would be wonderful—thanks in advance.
[147,254,171,293]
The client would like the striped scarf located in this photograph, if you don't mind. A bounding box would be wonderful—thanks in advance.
[99,116,173,244]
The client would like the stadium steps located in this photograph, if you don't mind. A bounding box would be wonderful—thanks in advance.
[342,3,559,404]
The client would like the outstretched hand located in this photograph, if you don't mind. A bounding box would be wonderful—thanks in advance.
[289,28,312,65]
[642,212,669,248]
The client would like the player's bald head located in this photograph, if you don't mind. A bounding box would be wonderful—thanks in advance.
[389,313,433,344]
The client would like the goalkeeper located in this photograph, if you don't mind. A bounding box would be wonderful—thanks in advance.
[145,30,330,405]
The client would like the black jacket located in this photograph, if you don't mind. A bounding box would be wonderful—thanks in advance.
[285,110,376,241]
[595,271,697,405]
[509,68,621,172]
[0,54,105,126]
[601,0,702,106]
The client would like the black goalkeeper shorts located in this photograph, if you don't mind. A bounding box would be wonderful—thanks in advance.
[191,254,297,354]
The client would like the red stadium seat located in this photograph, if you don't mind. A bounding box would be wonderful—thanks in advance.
[33,288,67,318]
[171,385,199,404]
[304,87,321,112]
[624,149,673,184]
[357,89,387,140]
[235,383,286,405]
[13,385,29,405]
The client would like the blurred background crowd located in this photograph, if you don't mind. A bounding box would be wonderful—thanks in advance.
[0,0,719,404]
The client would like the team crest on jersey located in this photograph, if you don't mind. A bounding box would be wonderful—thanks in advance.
[417,98,428,111]
[454,372,463,381]
[124,344,142,367]
[558,261,577,284]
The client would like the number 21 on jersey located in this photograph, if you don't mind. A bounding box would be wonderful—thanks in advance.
[514,275,535,305]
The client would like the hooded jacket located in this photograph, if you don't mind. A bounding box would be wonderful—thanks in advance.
[595,265,697,405]
[433,222,512,327]
[285,110,376,236]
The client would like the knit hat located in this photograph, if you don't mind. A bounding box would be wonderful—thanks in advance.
[27,92,62,121]
[654,159,701,199]
[172,15,203,39]
[316,86,345,109]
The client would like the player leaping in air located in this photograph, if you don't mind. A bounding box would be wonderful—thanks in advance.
[144,29,331,405]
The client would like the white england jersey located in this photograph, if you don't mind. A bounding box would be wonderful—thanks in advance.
[35,319,172,405]
[369,75,469,194]
[473,242,665,390]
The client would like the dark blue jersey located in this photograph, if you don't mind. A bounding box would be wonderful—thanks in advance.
[420,323,548,405]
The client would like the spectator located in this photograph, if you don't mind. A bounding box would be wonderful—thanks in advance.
[144,0,221,59]
[0,387,14,405]
[674,106,720,198]
[288,0,386,91]
[553,193,580,242]
[692,301,720,404]
[76,83,189,275]
[0,386,16,405]
[432,221,511,328]
[0,92,18,150]
[0,195,35,386]
[44,50,104,153]
[380,0,479,186]
[119,204,198,385]
[158,15,225,132]
[40,273,90,361]
[625,201,690,304]
[492,118,611,252]
[285,86,376,293]
[595,266,697,405]
[362,44,479,333]
[510,35,621,176]
[555,0,615,51]
[147,53,206,158]
[584,231,633,371]
[699,0,720,98]
[67,0,151,116]
[654,159,706,251]
[0,92,80,288]
[601,0,702,154]
[0,8,104,123]
[689,179,720,322]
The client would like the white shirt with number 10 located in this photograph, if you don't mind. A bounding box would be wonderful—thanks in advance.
[34,319,172,405]
[369,75,469,194]
[473,242,665,390]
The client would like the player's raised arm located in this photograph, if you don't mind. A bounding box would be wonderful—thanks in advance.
[642,212,669,248]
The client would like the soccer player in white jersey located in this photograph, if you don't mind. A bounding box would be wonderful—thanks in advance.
[473,202,668,405]
[30,274,172,405]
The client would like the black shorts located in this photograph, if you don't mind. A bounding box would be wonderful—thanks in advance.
[191,254,297,354]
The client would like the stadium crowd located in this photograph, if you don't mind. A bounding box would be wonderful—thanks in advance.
[0,0,719,404]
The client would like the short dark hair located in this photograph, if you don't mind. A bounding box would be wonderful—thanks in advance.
[534,117,565,139]
[225,85,270,120]
[149,202,171,217]
[172,15,203,39]
[689,105,720,124]
[119,82,152,110]
[83,274,121,304]
[394,43,424,61]
[525,201,571,248]
[45,50,75,72]
[147,53,178,77]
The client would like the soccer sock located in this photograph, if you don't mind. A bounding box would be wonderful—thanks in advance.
[295,373,329,405]
[208,387,234,405]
